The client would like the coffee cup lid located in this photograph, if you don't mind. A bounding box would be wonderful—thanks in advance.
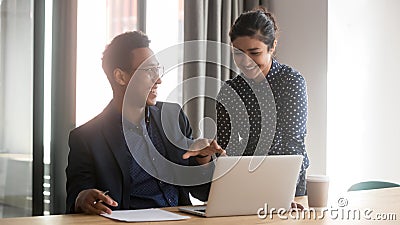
[306,175,329,182]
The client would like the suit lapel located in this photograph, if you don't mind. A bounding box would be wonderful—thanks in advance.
[149,103,186,165]
[148,104,172,152]
[101,105,132,209]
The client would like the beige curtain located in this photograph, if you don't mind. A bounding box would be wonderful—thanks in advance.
[51,0,77,214]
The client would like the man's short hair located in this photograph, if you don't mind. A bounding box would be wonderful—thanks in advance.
[102,31,151,77]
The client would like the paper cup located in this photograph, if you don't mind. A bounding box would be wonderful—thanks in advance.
[306,175,329,208]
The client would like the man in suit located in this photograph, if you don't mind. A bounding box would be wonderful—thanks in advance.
[66,31,225,215]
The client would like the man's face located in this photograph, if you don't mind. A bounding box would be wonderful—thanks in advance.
[128,47,162,106]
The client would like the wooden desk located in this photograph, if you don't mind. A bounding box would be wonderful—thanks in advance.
[1,187,399,225]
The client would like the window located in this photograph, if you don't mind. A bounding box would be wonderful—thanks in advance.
[76,0,116,126]
[0,0,34,218]
[146,0,184,104]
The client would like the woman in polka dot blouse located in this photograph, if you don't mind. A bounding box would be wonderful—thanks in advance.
[216,7,309,196]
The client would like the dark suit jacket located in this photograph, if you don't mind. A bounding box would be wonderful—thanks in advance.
[66,101,210,213]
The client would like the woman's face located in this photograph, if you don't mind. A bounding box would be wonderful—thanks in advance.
[232,36,275,80]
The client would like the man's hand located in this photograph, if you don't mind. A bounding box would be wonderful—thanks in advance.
[182,138,226,165]
[75,189,118,215]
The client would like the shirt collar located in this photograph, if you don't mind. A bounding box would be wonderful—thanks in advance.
[267,58,279,79]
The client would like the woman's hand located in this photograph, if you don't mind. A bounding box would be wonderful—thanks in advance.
[291,201,304,210]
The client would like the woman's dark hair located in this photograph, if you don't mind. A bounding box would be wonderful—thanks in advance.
[229,6,278,50]
[102,31,150,77]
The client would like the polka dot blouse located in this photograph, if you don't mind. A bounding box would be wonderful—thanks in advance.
[216,59,310,196]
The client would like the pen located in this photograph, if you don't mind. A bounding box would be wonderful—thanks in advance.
[94,190,109,205]
[210,136,219,160]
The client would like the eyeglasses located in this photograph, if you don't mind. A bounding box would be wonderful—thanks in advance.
[136,65,165,81]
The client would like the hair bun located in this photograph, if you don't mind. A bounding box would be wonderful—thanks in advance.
[253,6,278,32]
[230,5,279,49]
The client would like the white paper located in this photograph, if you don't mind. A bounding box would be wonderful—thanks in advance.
[101,208,190,222]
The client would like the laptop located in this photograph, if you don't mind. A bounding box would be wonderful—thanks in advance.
[179,155,302,217]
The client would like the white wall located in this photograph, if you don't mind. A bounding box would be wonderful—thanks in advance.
[270,0,328,175]
[327,0,400,194]
[271,0,400,196]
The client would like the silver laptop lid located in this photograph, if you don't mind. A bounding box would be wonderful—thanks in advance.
[205,155,302,217]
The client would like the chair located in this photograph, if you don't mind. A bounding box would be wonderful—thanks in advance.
[348,181,400,191]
